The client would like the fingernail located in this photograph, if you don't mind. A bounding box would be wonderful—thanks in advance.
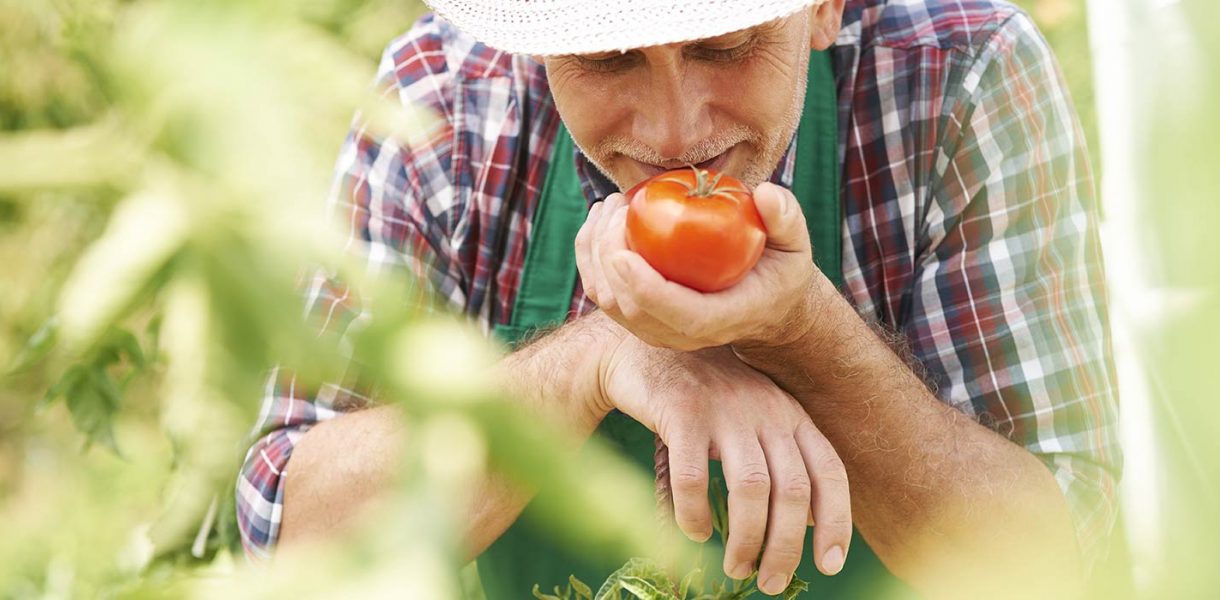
[730,562,753,580]
[762,573,789,595]
[822,545,845,575]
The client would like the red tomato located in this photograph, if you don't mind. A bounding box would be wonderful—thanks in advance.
[624,167,766,293]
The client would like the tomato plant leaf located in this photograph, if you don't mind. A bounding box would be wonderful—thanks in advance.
[595,558,677,600]
[618,575,673,599]
[780,574,809,600]
[571,574,594,599]
[679,566,703,599]
[533,583,563,600]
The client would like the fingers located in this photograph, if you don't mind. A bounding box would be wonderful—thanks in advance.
[718,431,771,581]
[796,419,852,576]
[596,205,716,351]
[664,425,714,543]
[756,434,811,595]
[590,193,628,314]
[607,249,757,349]
[604,247,721,342]
[574,201,604,304]
[595,202,636,318]
[751,182,811,254]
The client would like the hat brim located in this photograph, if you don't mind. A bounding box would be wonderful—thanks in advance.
[424,0,825,56]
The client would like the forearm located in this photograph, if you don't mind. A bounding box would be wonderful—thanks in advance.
[279,312,621,559]
[737,274,1083,597]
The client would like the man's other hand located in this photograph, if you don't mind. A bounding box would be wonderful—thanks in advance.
[596,338,851,590]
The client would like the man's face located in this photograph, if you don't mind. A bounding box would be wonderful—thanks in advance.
[542,11,815,192]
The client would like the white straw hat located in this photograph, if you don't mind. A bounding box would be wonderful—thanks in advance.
[421,0,828,56]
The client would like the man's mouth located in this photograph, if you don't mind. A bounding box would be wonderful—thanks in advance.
[632,146,734,181]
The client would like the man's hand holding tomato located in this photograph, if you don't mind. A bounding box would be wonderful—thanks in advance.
[575,174,830,353]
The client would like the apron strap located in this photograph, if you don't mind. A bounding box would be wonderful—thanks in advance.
[492,121,586,347]
[793,49,844,291]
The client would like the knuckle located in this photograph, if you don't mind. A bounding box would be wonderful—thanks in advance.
[764,543,803,566]
[794,417,819,436]
[672,465,709,492]
[619,301,640,321]
[730,524,766,548]
[733,467,771,496]
[824,515,854,529]
[677,317,706,341]
[815,452,847,480]
[600,293,618,312]
[778,474,811,503]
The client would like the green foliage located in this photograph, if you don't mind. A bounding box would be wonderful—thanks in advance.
[1136,1,1220,596]
[38,324,153,454]
[540,478,808,600]
[0,0,665,597]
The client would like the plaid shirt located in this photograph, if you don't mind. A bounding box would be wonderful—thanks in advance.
[236,0,1121,571]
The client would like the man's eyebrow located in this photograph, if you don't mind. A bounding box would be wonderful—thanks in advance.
[694,18,785,45]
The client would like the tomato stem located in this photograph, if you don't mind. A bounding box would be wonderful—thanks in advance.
[685,164,747,199]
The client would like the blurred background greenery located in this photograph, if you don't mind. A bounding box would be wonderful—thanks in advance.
[0,0,1216,598]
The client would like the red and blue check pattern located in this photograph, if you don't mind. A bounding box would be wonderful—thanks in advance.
[236,0,1121,570]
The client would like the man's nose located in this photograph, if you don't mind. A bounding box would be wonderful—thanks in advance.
[630,64,715,162]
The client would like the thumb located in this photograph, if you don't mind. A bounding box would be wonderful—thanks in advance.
[752,182,811,253]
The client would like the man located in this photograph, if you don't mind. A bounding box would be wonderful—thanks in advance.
[236,0,1120,597]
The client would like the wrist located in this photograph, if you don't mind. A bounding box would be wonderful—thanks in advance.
[586,311,627,420]
[735,270,840,364]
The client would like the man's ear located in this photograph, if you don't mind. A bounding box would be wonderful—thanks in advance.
[809,0,846,50]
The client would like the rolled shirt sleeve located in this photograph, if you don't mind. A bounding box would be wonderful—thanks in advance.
[903,12,1122,570]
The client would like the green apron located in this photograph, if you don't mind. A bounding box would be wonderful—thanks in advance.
[479,50,913,599]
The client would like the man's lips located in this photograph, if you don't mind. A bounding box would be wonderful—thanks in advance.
[631,146,734,182]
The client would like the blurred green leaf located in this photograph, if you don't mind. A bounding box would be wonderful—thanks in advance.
[41,363,86,409]
[60,367,120,454]
[0,120,144,192]
[56,185,188,352]
[6,316,58,373]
